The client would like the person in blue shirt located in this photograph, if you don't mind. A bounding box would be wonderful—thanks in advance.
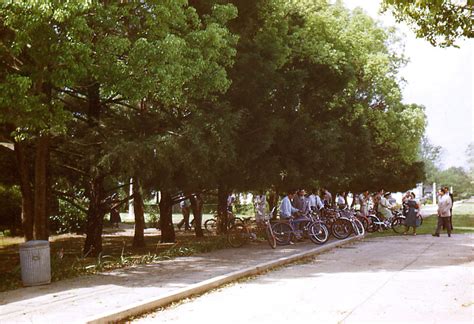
[279,191,300,219]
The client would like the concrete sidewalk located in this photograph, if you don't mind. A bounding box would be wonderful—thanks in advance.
[0,236,362,324]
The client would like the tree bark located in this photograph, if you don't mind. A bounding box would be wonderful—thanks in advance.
[14,141,34,241]
[217,186,229,233]
[159,191,175,243]
[83,176,106,257]
[189,193,203,237]
[83,81,106,257]
[33,134,50,240]
[132,177,146,248]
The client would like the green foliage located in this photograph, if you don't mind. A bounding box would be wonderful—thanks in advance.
[419,136,443,183]
[0,0,431,240]
[49,201,87,234]
[381,0,473,47]
[435,167,474,200]
[234,203,254,216]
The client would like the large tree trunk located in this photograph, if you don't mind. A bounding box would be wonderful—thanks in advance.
[217,186,229,233]
[159,191,175,243]
[83,176,106,257]
[132,177,146,248]
[15,141,34,241]
[33,134,50,240]
[83,81,106,257]
[189,193,203,238]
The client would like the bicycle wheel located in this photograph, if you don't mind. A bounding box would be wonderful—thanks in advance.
[204,218,217,234]
[417,214,423,226]
[332,219,351,239]
[265,225,277,249]
[309,222,329,244]
[366,215,379,233]
[272,222,292,245]
[353,218,365,236]
[227,223,248,248]
[391,216,406,234]
[356,215,369,231]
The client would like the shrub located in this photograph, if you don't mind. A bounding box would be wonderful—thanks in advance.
[49,201,87,234]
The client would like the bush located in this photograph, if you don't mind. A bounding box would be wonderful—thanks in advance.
[49,201,87,234]
[146,211,159,228]
[234,203,254,216]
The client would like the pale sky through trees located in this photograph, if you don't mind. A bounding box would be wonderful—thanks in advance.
[343,0,473,170]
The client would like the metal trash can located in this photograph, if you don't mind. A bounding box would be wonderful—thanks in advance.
[19,240,51,286]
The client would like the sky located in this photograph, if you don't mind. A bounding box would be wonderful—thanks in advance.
[342,0,473,170]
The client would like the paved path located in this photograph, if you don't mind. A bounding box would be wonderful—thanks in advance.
[135,233,474,324]
[0,237,360,324]
[0,201,467,323]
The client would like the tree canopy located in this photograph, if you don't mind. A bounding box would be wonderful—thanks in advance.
[381,0,473,47]
[0,0,429,248]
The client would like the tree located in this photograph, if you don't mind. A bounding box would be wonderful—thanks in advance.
[419,136,443,183]
[381,0,473,47]
[466,142,474,178]
[435,167,474,199]
[54,1,238,249]
[0,2,93,241]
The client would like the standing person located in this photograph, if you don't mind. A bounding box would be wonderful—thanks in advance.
[254,191,266,224]
[227,193,236,213]
[110,204,121,228]
[378,191,393,221]
[308,189,324,212]
[433,188,453,237]
[402,191,412,216]
[292,189,308,215]
[178,198,191,231]
[336,192,346,209]
[404,192,420,235]
[443,186,454,231]
[359,191,369,217]
[321,188,332,207]
[279,191,300,219]
[373,189,383,216]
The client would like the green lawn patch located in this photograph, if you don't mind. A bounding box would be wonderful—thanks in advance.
[367,201,474,237]
[0,228,232,293]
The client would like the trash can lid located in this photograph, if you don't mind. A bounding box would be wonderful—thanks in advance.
[20,240,50,249]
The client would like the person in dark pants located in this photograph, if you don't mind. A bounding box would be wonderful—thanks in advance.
[404,192,419,235]
[443,186,454,231]
[433,188,453,237]
[178,198,191,231]
[110,205,121,228]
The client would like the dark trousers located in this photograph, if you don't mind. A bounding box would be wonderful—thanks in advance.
[435,217,452,235]
[178,207,191,230]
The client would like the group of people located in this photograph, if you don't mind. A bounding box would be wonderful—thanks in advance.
[278,188,332,219]
[175,185,454,237]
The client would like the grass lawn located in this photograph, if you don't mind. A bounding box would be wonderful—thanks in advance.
[0,213,237,293]
[367,200,474,237]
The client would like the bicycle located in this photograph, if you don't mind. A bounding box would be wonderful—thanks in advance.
[227,208,277,249]
[204,210,243,234]
[319,206,363,239]
[391,213,423,234]
[272,211,328,245]
[331,208,365,239]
